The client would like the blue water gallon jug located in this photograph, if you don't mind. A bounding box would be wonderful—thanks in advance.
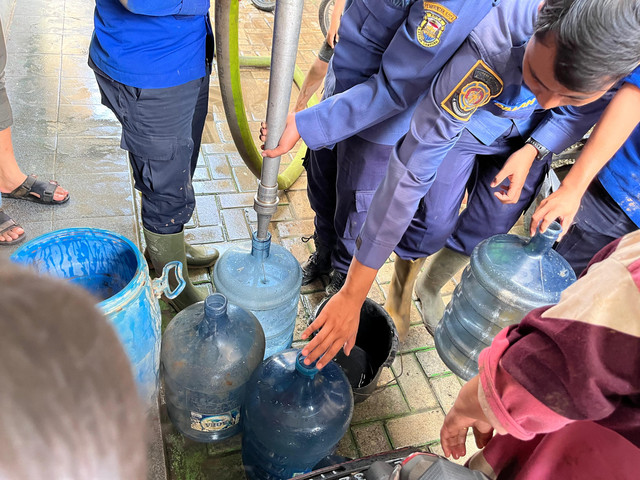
[161,293,265,442]
[213,231,302,359]
[435,222,576,380]
[10,228,184,408]
[242,349,354,480]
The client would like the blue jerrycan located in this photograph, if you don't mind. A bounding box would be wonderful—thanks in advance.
[10,228,184,408]
[435,222,576,380]
[161,293,265,442]
[213,231,302,359]
[242,349,354,480]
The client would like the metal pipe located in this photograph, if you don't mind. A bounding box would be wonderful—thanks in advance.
[255,0,304,240]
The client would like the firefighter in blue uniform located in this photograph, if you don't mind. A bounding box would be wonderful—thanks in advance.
[263,0,499,300]
[418,67,640,334]
[296,0,640,368]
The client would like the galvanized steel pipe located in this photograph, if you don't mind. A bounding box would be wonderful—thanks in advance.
[255,0,304,239]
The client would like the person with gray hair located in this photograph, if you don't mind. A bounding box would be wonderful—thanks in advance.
[297,0,640,368]
[0,264,147,479]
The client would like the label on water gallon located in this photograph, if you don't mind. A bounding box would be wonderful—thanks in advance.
[189,408,240,433]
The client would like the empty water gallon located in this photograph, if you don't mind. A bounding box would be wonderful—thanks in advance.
[213,231,302,359]
[161,293,265,442]
[242,349,354,480]
[10,228,184,408]
[435,222,576,380]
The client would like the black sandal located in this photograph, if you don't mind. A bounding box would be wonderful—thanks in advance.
[1,174,70,205]
[0,209,26,245]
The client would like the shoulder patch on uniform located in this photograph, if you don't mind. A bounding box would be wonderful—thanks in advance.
[441,60,503,121]
[417,2,458,48]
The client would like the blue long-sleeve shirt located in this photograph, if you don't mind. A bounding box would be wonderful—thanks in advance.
[296,0,497,148]
[598,68,640,227]
[89,0,212,88]
[354,0,607,269]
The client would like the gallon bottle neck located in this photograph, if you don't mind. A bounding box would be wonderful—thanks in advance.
[251,231,271,261]
[198,293,230,337]
[524,221,562,256]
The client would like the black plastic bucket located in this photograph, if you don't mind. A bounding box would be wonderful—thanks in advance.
[314,298,398,403]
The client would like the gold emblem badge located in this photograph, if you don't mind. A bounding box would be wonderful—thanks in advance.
[441,60,503,121]
[417,2,457,48]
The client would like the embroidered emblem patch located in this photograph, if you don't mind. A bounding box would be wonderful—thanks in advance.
[441,60,503,121]
[417,2,457,48]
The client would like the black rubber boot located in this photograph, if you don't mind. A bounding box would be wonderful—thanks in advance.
[143,227,208,312]
[301,233,332,285]
[325,270,347,296]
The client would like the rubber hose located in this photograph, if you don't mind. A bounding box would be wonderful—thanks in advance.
[214,0,319,190]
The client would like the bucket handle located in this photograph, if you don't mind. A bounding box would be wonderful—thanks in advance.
[152,261,186,300]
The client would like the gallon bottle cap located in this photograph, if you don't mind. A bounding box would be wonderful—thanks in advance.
[295,352,319,378]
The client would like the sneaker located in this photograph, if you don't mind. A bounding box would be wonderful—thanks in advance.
[301,234,332,285]
[325,270,347,296]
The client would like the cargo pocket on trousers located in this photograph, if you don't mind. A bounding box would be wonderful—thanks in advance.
[121,130,178,195]
[343,190,376,240]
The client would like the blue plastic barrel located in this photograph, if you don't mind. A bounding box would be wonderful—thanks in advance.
[161,293,265,442]
[213,232,302,359]
[242,349,354,480]
[435,222,576,380]
[10,228,184,407]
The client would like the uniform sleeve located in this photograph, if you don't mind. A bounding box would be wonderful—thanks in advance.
[121,0,209,16]
[528,93,613,154]
[296,0,495,150]
[478,231,640,440]
[354,39,502,269]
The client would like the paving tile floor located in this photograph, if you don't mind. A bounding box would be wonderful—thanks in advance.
[0,1,530,479]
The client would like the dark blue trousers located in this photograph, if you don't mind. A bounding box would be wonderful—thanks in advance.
[555,180,638,276]
[94,66,210,234]
[306,135,392,274]
[397,127,550,260]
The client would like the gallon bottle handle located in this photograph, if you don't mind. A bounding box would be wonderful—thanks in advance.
[152,261,186,299]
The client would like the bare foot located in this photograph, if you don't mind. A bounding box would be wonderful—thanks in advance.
[0,209,25,244]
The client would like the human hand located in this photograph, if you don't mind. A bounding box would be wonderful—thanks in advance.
[260,112,301,158]
[300,290,361,369]
[440,405,494,459]
[491,143,538,204]
[529,184,583,238]
[326,23,340,48]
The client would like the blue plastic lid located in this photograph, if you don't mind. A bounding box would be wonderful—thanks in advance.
[295,352,319,378]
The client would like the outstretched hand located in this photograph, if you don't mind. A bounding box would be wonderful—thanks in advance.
[491,143,538,204]
[529,184,582,237]
[301,290,362,369]
[260,112,301,158]
[440,407,494,459]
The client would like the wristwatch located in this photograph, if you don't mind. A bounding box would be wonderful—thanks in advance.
[525,137,551,161]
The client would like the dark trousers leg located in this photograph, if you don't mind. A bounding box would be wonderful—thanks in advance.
[554,180,638,276]
[94,71,208,233]
[333,136,393,273]
[397,128,548,260]
[306,146,338,249]
[446,150,549,256]
[395,130,479,260]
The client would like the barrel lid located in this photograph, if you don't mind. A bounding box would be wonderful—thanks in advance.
[471,230,576,309]
[213,233,302,311]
